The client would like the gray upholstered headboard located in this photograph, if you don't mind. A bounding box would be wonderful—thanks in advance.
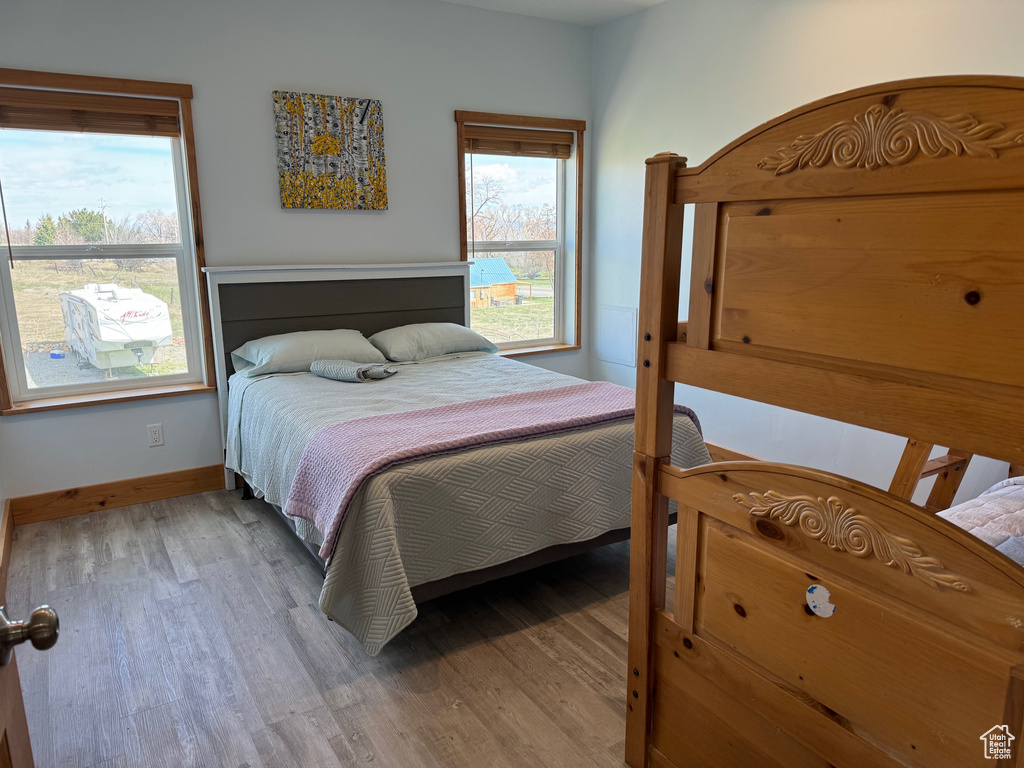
[218,275,466,376]
[204,263,472,487]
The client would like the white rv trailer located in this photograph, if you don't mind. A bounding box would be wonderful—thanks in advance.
[59,283,173,370]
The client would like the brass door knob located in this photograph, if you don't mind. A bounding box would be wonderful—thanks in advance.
[0,605,59,666]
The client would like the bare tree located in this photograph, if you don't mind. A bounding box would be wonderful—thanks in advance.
[468,179,556,241]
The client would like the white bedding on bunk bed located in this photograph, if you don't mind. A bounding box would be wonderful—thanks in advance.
[225,352,710,654]
[941,476,1024,563]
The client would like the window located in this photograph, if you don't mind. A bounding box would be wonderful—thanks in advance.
[456,111,584,352]
[0,70,212,412]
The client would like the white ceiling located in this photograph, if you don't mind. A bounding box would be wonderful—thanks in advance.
[434,0,664,26]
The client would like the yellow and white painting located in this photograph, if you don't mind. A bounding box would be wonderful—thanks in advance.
[273,90,388,210]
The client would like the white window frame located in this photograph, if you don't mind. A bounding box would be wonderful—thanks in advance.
[0,135,204,402]
[467,155,565,347]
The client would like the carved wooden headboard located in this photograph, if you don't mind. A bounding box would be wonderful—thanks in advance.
[639,75,1024,467]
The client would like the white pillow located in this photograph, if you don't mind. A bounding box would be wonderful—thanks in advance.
[232,329,386,376]
[369,322,497,362]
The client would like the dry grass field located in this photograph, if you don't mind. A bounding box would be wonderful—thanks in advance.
[11,258,188,379]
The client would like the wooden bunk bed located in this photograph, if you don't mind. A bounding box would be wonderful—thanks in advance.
[626,75,1024,768]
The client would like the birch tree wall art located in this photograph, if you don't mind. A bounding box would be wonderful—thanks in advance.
[273,91,388,210]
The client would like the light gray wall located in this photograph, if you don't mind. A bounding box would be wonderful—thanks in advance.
[0,0,591,496]
[590,0,1021,504]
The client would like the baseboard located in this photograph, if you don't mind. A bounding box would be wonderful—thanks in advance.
[9,465,225,526]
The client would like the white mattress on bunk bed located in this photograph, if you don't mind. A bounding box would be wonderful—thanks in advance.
[226,352,710,654]
[940,477,1024,563]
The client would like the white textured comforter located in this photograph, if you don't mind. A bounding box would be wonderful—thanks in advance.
[226,353,709,654]
[941,476,1024,563]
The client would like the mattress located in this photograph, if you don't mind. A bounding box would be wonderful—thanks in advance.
[940,476,1024,564]
[226,353,709,654]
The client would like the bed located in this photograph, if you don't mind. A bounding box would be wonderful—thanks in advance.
[204,263,709,655]
[626,76,1024,767]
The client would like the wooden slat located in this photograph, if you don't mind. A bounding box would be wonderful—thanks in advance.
[888,439,933,499]
[925,449,973,512]
[625,452,669,767]
[0,106,179,137]
[651,648,826,768]
[1012,464,1024,479]
[462,124,573,160]
[634,153,686,459]
[711,194,1024,389]
[462,125,574,145]
[919,452,970,479]
[673,506,700,631]
[9,465,223,525]
[454,110,585,132]
[0,67,192,99]
[0,86,179,115]
[654,614,907,768]
[686,202,717,350]
[665,343,1024,466]
[463,138,570,159]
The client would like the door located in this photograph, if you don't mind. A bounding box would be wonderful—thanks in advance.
[0,647,32,767]
[0,503,59,768]
[0,502,31,767]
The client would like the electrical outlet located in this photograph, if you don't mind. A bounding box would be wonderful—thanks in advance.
[147,423,164,447]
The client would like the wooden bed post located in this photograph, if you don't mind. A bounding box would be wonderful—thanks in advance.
[626,152,686,768]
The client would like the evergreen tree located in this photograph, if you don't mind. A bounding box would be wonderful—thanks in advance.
[57,208,109,243]
[33,214,55,245]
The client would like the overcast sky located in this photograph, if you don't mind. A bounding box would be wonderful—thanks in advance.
[0,129,179,229]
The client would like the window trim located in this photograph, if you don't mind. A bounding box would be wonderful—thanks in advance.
[455,110,585,353]
[0,68,214,413]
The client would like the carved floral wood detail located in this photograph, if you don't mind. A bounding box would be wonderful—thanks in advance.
[735,490,971,592]
[757,103,1024,175]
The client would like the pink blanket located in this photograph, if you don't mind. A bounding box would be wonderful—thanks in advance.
[284,381,695,561]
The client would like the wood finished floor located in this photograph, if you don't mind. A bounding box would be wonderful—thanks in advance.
[6,489,669,767]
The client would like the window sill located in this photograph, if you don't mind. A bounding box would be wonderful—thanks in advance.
[500,343,581,358]
[1,382,216,416]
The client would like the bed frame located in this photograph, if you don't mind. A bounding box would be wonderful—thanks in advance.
[627,76,1024,768]
[203,262,657,604]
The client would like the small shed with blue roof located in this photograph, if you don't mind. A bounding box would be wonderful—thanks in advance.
[469,257,518,308]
